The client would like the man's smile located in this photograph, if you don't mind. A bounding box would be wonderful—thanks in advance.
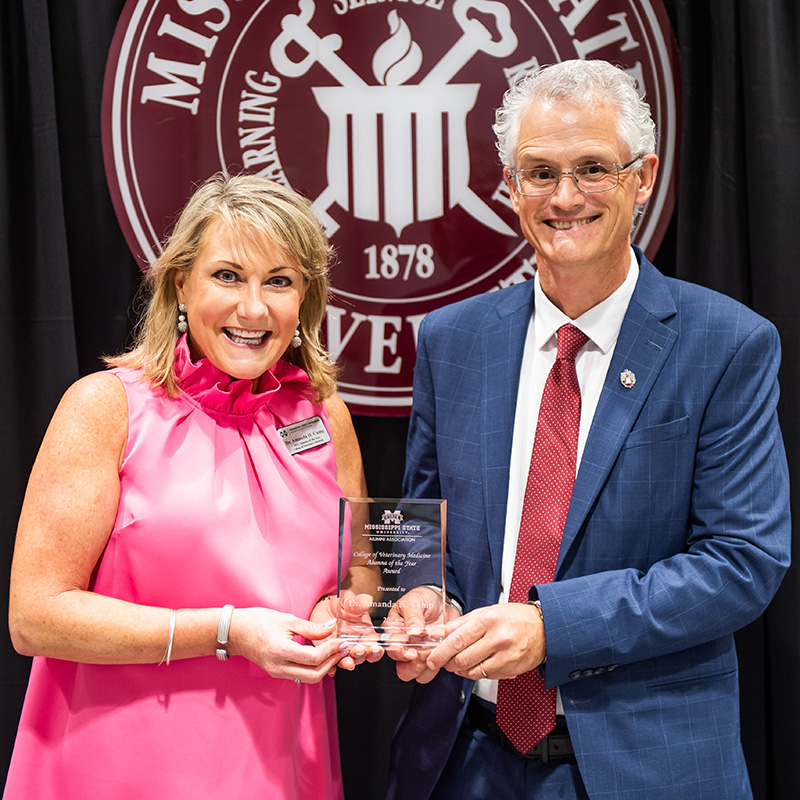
[545,215,600,230]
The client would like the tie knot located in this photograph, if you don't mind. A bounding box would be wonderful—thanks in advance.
[556,324,588,361]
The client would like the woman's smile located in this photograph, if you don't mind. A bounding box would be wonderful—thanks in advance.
[223,327,270,347]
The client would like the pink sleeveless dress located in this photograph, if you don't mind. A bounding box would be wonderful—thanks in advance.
[4,338,345,799]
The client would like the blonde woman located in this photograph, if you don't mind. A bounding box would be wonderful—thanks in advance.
[6,173,376,799]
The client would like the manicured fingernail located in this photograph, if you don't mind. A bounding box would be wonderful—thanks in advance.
[339,642,350,651]
[371,649,381,657]
[323,618,336,628]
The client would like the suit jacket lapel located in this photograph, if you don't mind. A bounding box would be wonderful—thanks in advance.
[557,255,679,573]
[481,283,534,582]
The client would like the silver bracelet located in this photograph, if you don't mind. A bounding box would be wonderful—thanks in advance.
[159,609,177,666]
[216,604,235,662]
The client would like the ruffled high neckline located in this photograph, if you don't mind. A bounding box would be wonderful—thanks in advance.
[173,334,311,415]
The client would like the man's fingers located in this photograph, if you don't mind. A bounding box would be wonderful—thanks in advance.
[396,656,440,683]
[423,611,496,672]
[399,605,428,635]
[425,627,471,670]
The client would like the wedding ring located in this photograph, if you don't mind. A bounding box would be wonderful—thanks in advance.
[479,661,488,679]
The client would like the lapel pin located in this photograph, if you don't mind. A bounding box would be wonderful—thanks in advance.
[620,369,636,389]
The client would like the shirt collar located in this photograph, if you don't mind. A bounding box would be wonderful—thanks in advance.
[533,248,639,354]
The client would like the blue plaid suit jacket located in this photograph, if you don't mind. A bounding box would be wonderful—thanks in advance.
[386,249,791,800]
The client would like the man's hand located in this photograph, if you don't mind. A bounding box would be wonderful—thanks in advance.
[383,586,462,683]
[424,602,546,681]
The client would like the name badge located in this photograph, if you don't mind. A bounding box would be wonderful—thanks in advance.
[277,416,331,455]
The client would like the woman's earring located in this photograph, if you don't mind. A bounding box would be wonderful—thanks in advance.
[291,323,302,349]
[177,303,188,334]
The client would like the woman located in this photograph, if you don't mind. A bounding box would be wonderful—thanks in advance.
[5,173,377,798]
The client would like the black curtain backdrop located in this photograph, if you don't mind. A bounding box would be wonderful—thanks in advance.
[1,1,798,798]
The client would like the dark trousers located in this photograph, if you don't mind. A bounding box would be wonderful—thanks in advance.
[429,702,590,800]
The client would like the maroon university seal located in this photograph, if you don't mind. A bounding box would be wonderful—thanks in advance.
[103,0,680,415]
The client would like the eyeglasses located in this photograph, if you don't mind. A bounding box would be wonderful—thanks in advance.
[510,157,641,197]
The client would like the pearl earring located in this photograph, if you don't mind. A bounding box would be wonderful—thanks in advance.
[291,323,302,349]
[177,303,188,333]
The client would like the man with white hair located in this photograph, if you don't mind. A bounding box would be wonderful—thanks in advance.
[386,60,790,800]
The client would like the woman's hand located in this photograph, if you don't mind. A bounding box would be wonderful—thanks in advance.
[228,606,346,683]
[309,594,384,675]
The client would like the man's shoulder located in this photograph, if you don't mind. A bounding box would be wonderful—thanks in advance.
[663,273,773,334]
[422,280,533,332]
[639,256,774,337]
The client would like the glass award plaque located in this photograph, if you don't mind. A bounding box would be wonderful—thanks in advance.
[337,497,447,649]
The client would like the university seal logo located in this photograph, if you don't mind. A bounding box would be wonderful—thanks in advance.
[103,0,679,415]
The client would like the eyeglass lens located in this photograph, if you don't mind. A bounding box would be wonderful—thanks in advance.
[516,163,620,196]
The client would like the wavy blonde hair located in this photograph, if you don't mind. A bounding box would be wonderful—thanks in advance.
[107,173,337,399]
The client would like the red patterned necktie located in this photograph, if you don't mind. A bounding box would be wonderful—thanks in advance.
[496,323,588,753]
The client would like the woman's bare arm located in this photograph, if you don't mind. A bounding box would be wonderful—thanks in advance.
[9,373,341,681]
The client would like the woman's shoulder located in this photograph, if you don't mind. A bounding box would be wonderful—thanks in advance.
[322,393,351,427]
[42,372,129,470]
[323,393,359,453]
[323,393,366,496]
[59,371,129,421]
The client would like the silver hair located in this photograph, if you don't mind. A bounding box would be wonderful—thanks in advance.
[493,60,657,169]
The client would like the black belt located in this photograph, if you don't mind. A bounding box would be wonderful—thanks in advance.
[466,696,576,763]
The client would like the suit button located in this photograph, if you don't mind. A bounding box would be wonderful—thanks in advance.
[607,664,617,672]
[459,691,466,706]
[582,669,595,678]
[569,670,582,680]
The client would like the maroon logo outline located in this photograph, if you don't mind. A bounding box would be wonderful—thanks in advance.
[103,0,680,415]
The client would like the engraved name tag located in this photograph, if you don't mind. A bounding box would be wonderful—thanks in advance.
[277,416,331,455]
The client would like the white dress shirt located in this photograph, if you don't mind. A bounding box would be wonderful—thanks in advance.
[474,249,639,708]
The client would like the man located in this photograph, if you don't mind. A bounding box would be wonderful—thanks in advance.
[385,60,790,800]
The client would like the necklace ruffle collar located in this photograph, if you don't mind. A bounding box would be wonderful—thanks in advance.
[173,334,311,415]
